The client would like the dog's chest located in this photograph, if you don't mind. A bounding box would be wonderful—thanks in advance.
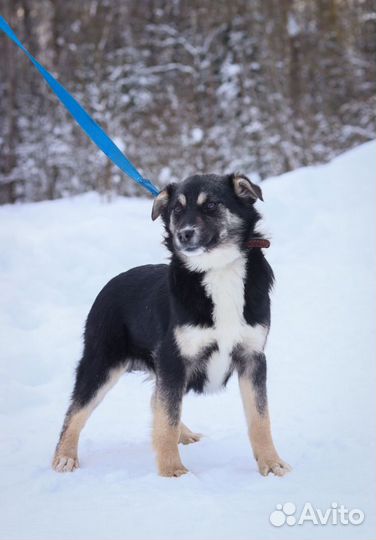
[175,257,267,392]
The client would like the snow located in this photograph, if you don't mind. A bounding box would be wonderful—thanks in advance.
[0,142,375,540]
[287,14,300,37]
[191,127,204,144]
[158,166,173,184]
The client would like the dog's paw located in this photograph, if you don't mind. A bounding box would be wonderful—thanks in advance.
[158,462,189,477]
[52,453,79,473]
[257,456,291,477]
[179,431,202,445]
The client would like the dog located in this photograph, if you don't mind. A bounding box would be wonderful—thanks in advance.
[52,173,291,477]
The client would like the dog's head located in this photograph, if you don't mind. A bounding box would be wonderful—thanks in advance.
[152,173,263,270]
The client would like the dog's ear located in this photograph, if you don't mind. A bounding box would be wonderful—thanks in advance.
[232,174,263,203]
[151,184,176,221]
[151,189,169,221]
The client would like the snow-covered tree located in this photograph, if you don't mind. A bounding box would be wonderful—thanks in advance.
[0,0,375,203]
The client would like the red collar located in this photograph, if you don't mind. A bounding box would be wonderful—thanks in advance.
[245,238,270,249]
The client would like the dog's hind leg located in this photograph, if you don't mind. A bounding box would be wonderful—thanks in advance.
[179,422,202,445]
[52,359,125,473]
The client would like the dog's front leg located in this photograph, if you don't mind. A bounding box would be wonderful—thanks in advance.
[238,352,291,477]
[152,379,188,478]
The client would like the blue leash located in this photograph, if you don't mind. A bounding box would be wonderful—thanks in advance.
[0,16,160,197]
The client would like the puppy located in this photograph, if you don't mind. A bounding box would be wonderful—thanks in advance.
[52,173,290,477]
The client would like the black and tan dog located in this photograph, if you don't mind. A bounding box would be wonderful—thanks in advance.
[53,173,291,477]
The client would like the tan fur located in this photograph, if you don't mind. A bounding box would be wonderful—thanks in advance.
[197,192,207,205]
[179,422,202,445]
[233,175,263,201]
[52,407,90,472]
[178,193,187,206]
[151,189,169,221]
[238,376,291,476]
[152,398,188,477]
[52,367,124,472]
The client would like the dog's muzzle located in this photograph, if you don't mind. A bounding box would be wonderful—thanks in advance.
[175,227,201,252]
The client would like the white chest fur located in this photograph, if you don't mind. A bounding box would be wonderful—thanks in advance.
[175,255,267,392]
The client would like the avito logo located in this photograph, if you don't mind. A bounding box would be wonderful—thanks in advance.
[270,502,365,527]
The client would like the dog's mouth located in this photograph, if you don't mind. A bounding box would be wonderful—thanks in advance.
[179,245,206,256]
[174,232,221,257]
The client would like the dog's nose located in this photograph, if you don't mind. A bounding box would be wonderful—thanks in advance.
[177,228,195,244]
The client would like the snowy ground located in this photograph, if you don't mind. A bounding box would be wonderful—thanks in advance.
[0,142,375,540]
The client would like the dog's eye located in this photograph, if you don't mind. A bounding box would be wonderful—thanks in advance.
[203,201,218,212]
[174,203,183,215]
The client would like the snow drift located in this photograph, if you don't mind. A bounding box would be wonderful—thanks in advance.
[0,142,375,540]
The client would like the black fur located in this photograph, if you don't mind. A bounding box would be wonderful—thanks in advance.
[65,172,274,433]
